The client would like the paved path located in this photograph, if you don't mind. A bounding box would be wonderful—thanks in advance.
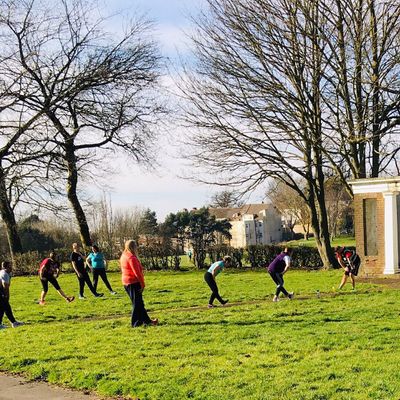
[0,374,102,400]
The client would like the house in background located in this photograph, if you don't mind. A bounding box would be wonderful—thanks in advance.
[209,204,282,248]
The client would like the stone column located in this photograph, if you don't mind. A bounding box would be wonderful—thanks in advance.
[383,192,400,274]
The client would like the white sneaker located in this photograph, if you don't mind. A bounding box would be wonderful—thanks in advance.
[110,291,117,295]
[288,292,294,300]
[11,321,24,328]
[273,296,279,302]
[0,324,8,329]
[79,295,86,300]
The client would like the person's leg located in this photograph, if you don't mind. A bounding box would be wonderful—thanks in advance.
[135,286,152,325]
[40,279,48,304]
[82,270,101,296]
[204,272,225,304]
[92,269,99,292]
[0,295,16,324]
[48,277,74,302]
[270,273,289,297]
[98,269,114,292]
[338,272,348,289]
[350,274,355,289]
[125,283,142,327]
[78,274,85,297]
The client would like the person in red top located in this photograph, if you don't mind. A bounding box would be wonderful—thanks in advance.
[120,240,158,327]
[39,251,75,305]
[335,246,361,290]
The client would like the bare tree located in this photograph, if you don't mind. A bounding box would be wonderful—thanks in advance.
[1,0,164,249]
[209,190,244,208]
[182,0,400,267]
[267,180,311,240]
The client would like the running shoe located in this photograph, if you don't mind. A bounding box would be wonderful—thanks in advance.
[38,300,45,306]
[110,291,117,295]
[207,304,215,308]
[66,296,75,303]
[95,293,104,297]
[273,296,279,302]
[79,295,86,300]
[11,321,24,328]
[288,292,294,300]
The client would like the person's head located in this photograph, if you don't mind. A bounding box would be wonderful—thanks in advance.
[334,246,344,257]
[1,261,12,273]
[49,251,56,260]
[124,240,137,255]
[72,242,80,251]
[91,245,99,253]
[283,247,292,255]
[223,255,232,267]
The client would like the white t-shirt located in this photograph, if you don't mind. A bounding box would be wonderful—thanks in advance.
[0,269,11,284]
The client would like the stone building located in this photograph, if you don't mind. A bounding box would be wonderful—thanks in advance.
[349,177,400,276]
[209,204,282,248]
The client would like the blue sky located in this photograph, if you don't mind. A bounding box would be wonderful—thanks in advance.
[92,0,264,221]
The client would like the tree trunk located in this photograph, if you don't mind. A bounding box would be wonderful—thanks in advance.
[65,144,92,249]
[0,166,23,258]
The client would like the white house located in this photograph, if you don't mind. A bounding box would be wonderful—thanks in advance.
[209,203,282,248]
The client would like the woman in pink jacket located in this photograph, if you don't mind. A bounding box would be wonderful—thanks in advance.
[120,240,158,327]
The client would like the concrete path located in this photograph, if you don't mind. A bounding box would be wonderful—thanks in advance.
[0,374,102,400]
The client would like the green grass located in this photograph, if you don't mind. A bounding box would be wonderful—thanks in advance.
[284,235,356,248]
[1,269,399,399]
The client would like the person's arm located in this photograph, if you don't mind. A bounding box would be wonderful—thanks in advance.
[129,256,145,290]
[85,255,93,270]
[337,255,347,270]
[1,280,10,300]
[71,254,82,278]
[282,256,291,274]
[211,266,221,279]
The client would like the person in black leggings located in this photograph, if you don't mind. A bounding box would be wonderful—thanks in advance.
[39,251,75,305]
[204,256,232,308]
[267,247,294,302]
[86,245,116,295]
[70,243,103,299]
[0,261,24,328]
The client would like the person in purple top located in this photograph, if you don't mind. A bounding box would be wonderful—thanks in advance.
[267,247,294,302]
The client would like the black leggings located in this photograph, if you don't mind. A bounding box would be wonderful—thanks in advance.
[92,269,113,292]
[0,292,16,324]
[204,271,224,305]
[124,283,151,327]
[77,270,97,297]
[40,275,61,292]
[269,272,289,297]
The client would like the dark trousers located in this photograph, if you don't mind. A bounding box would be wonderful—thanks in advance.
[269,272,289,297]
[77,270,97,297]
[0,292,16,324]
[204,271,224,305]
[124,283,151,327]
[93,269,113,292]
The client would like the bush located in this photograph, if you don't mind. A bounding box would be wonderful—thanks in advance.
[11,251,42,276]
[244,244,323,270]
[139,243,181,270]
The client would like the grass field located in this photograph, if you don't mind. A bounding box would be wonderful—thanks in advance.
[1,269,399,400]
[283,236,356,248]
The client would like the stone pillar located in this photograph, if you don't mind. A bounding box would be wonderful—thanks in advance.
[383,191,399,274]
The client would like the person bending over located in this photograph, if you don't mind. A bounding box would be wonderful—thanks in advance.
[204,256,232,308]
[267,247,294,302]
[39,251,74,305]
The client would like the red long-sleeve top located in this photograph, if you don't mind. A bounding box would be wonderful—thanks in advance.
[120,250,145,288]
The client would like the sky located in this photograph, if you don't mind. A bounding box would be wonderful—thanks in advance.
[90,0,265,222]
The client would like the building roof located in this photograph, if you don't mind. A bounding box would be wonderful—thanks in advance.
[209,203,275,220]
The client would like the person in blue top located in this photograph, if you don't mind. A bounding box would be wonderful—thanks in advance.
[267,247,294,302]
[204,255,232,308]
[86,245,116,295]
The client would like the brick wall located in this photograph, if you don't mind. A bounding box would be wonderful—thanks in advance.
[354,192,385,276]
